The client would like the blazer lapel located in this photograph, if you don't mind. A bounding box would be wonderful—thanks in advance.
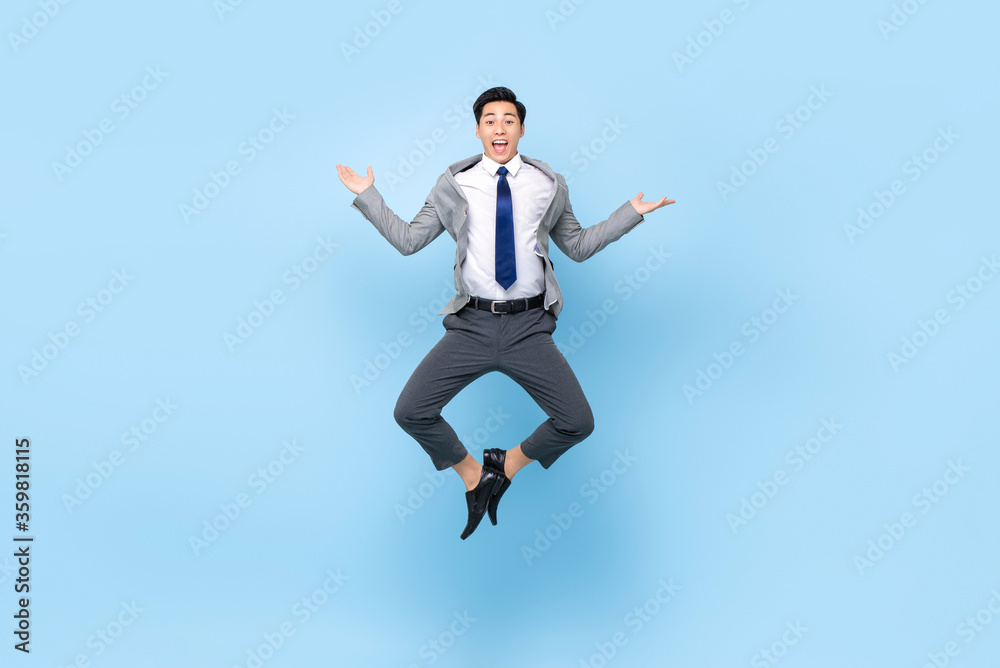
[444,155,479,271]
[520,154,560,232]
[444,153,561,269]
[443,155,478,234]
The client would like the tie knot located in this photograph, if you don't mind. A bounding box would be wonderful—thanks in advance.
[497,166,508,177]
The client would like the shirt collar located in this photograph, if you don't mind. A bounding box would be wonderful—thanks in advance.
[480,152,522,177]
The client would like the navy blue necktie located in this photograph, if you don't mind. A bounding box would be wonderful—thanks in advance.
[495,165,516,289]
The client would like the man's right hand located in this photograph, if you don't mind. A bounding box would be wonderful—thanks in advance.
[336,164,374,195]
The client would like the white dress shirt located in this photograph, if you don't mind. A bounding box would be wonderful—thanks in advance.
[454,152,555,300]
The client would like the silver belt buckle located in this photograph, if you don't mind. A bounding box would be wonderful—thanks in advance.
[491,300,511,314]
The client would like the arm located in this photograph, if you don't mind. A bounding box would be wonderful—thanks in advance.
[337,164,445,256]
[550,183,675,262]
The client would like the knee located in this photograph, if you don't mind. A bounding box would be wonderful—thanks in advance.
[578,409,595,440]
[563,405,595,441]
[393,395,415,429]
[393,393,434,430]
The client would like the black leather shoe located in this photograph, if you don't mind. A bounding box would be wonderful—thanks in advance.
[483,448,512,526]
[460,464,503,540]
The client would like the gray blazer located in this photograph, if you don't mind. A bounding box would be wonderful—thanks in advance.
[349,153,645,319]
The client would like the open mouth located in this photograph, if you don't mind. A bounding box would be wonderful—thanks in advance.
[492,139,508,155]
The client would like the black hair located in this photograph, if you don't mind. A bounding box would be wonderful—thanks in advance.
[473,87,526,126]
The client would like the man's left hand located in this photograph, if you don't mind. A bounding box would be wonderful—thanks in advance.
[629,192,675,215]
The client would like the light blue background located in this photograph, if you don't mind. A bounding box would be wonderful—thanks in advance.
[3,0,999,666]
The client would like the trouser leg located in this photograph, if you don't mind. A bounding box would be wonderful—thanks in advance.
[393,309,496,470]
[497,307,594,469]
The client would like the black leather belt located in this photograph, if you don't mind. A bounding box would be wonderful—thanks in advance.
[468,293,545,314]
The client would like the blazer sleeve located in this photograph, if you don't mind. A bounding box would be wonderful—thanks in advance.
[349,182,446,256]
[549,180,645,262]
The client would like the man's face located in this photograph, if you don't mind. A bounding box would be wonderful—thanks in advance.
[475,101,524,164]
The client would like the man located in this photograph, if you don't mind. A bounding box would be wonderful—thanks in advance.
[337,87,673,539]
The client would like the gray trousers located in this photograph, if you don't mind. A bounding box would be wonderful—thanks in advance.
[393,302,595,470]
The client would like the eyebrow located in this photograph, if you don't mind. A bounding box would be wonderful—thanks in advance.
[483,112,517,118]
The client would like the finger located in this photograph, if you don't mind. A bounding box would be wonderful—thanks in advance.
[367,166,373,178]
[635,192,644,200]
